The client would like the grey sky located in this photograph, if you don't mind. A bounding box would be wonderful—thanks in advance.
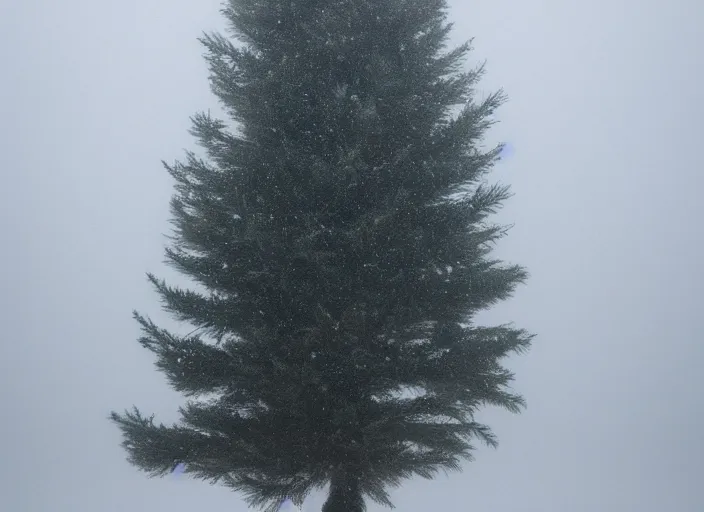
[2,0,702,511]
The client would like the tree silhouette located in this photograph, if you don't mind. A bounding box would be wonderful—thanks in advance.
[110,1,533,511]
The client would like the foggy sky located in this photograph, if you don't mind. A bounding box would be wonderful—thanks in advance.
[2,0,703,510]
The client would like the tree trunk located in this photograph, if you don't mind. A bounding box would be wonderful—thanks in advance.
[322,471,365,512]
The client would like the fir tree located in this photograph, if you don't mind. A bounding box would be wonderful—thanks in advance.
[110,1,533,511]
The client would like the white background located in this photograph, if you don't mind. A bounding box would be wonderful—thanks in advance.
[2,1,703,510]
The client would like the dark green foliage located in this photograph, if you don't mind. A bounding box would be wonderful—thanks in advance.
[110,1,533,511]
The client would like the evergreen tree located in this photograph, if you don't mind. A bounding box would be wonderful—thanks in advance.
[110,1,533,511]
